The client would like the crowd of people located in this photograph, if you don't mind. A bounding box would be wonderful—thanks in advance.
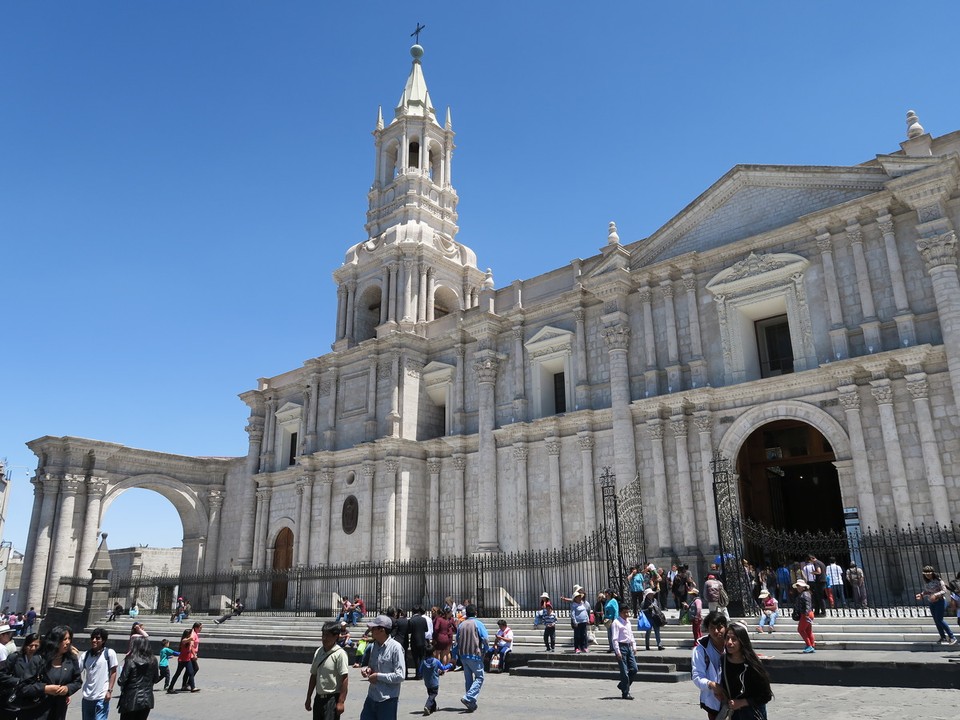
[0,617,205,720]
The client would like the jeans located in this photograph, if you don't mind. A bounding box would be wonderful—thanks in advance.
[359,697,398,720]
[169,659,196,691]
[573,622,588,652]
[460,656,484,708]
[543,626,555,650]
[424,685,438,712]
[829,583,846,608]
[81,698,110,720]
[615,642,637,696]
[758,611,778,630]
[644,623,662,649]
[930,598,955,640]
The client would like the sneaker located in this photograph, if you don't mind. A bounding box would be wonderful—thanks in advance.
[802,646,816,653]
[938,638,948,645]
[460,698,476,713]
[166,689,177,694]
[948,637,958,646]
[622,694,635,700]
[190,688,201,693]
[657,645,665,651]
[424,706,432,715]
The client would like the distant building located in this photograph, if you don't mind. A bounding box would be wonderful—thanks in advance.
[19,45,960,611]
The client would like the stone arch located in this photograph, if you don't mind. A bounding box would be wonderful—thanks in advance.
[101,474,211,575]
[354,282,383,341]
[433,285,459,318]
[717,400,852,464]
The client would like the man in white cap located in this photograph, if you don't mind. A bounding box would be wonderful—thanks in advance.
[0,624,14,662]
[359,614,405,720]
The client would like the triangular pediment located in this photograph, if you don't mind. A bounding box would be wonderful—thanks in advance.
[632,165,888,267]
[275,402,302,422]
[582,244,631,280]
[525,326,573,351]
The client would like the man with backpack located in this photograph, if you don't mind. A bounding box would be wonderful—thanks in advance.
[690,611,727,720]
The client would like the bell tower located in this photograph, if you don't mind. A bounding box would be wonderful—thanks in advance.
[332,44,485,348]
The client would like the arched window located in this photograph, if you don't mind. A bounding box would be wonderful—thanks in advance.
[408,141,420,169]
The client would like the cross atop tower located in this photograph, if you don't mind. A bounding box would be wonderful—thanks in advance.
[411,22,425,44]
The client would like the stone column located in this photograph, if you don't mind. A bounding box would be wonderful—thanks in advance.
[905,373,951,525]
[683,274,706,387]
[403,259,415,322]
[306,373,320,452]
[254,487,272,569]
[388,263,399,322]
[876,213,916,346]
[670,415,697,549]
[916,231,960,405]
[296,475,313,566]
[602,325,638,487]
[453,455,467,556]
[837,384,879,530]
[869,379,914,527]
[512,446,530,551]
[847,223,882,351]
[816,231,850,360]
[363,464,375,560]
[262,396,277,472]
[661,280,681,391]
[546,438,564,549]
[511,326,526,422]
[427,269,436,321]
[427,459,442,557]
[646,420,672,552]
[325,368,339,448]
[26,474,59,611]
[453,345,465,434]
[46,474,81,606]
[384,458,399,560]
[298,386,310,457]
[314,469,333,565]
[574,308,590,410]
[336,285,347,340]
[417,265,428,322]
[475,354,501,552]
[380,266,390,325]
[203,489,224,574]
[75,477,106,580]
[237,413,263,567]
[577,433,598,536]
[344,280,356,340]
[639,285,658,396]
[693,412,719,548]
[17,478,44,608]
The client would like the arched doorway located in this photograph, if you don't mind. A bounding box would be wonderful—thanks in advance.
[271,528,294,608]
[737,419,844,533]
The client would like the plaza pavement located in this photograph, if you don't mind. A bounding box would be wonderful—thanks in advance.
[131,656,955,720]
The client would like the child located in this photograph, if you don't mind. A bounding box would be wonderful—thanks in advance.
[352,629,372,668]
[419,647,453,715]
[536,602,557,652]
[158,638,179,690]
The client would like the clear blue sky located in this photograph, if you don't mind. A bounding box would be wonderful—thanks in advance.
[2,2,959,553]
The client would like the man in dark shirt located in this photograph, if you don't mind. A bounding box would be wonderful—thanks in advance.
[407,607,429,680]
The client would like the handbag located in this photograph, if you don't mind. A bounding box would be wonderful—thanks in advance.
[637,612,652,631]
[718,587,730,607]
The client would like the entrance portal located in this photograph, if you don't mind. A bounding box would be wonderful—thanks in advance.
[272,528,294,608]
[737,420,844,533]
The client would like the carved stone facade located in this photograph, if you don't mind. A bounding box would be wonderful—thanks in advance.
[19,47,960,611]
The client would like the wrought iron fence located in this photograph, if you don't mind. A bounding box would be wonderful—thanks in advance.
[104,528,613,618]
[742,520,960,616]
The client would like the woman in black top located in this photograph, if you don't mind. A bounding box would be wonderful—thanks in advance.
[719,622,772,720]
[33,626,82,720]
[117,636,161,720]
[2,633,47,720]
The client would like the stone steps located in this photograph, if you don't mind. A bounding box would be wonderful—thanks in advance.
[87,612,951,654]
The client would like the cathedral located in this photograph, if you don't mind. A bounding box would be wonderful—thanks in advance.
[20,43,960,612]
